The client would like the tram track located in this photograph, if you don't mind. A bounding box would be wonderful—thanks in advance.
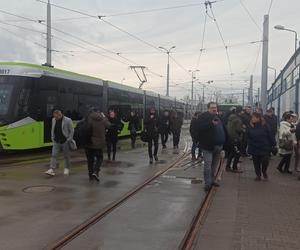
[46,141,190,250]
[179,155,225,250]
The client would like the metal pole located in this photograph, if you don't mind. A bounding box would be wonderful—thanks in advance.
[202,85,205,112]
[258,88,260,105]
[249,75,253,108]
[191,72,194,109]
[261,14,269,113]
[166,52,170,96]
[46,0,52,67]
[242,89,245,107]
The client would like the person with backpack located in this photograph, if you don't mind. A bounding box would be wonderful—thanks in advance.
[85,109,111,181]
[106,110,124,161]
[45,109,74,176]
[128,111,140,149]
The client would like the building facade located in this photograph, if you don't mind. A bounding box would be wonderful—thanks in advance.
[267,47,300,118]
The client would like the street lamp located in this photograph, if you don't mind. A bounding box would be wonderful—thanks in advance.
[159,46,176,96]
[274,25,298,52]
[188,69,200,109]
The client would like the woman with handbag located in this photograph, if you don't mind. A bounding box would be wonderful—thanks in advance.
[277,113,296,174]
[247,112,276,181]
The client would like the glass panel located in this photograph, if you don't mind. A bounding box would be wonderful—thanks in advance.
[0,84,13,115]
[293,66,299,85]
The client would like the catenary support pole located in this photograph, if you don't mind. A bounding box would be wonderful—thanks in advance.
[261,14,269,113]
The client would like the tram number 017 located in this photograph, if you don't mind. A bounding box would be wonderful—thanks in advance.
[0,69,10,74]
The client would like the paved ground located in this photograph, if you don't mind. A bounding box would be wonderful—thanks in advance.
[194,156,300,250]
[0,128,209,250]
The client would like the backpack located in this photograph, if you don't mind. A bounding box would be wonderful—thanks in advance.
[73,119,93,148]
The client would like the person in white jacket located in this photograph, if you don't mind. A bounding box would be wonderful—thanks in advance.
[277,113,296,174]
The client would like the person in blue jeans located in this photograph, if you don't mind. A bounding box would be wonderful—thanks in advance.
[196,102,226,192]
[45,110,74,176]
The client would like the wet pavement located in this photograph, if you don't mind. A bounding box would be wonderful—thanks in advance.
[0,128,207,250]
[194,157,300,250]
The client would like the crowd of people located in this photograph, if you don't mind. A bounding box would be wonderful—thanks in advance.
[44,104,300,190]
[44,108,183,181]
[192,102,300,191]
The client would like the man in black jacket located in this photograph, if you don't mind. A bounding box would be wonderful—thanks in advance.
[144,108,160,164]
[159,110,170,149]
[197,102,226,191]
[264,108,278,138]
[190,111,201,160]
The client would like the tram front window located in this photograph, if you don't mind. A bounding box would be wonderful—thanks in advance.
[0,84,13,115]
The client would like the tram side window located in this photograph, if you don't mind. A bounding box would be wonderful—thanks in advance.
[17,86,31,117]
[73,82,103,119]
[57,79,76,119]
[108,88,142,120]
[145,96,159,114]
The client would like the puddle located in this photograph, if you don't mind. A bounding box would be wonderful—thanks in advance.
[155,160,166,165]
[146,180,162,188]
[0,189,15,196]
[102,180,120,188]
[161,175,202,184]
[105,169,124,175]
[23,185,56,193]
[103,161,134,168]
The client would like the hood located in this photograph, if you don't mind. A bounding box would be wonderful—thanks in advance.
[280,121,291,128]
[90,112,104,121]
[228,113,238,122]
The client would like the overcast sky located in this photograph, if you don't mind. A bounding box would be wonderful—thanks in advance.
[0,0,299,101]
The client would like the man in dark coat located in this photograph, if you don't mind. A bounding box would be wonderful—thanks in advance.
[128,111,140,148]
[264,108,278,138]
[190,111,201,160]
[226,106,244,172]
[197,102,226,191]
[170,111,183,149]
[144,108,160,164]
[159,110,170,149]
[85,109,111,181]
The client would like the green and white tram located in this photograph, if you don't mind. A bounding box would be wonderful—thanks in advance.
[0,62,185,150]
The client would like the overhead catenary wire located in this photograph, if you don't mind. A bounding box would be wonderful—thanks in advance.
[169,55,192,76]
[0,9,130,65]
[208,3,233,77]
[36,0,162,53]
[106,3,205,17]
[267,0,274,15]
[195,11,208,70]
[0,19,46,34]
[104,40,262,55]
[0,24,45,49]
[252,42,262,74]
[239,0,262,32]
[34,1,165,76]
[0,8,163,77]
